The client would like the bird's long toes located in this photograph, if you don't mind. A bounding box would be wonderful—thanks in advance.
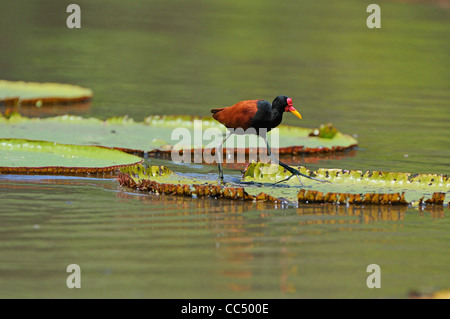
[295,175,305,187]
[287,167,301,176]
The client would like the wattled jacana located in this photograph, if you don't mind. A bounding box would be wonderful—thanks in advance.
[211,95,329,184]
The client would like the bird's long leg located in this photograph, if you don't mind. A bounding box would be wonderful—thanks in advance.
[216,132,231,183]
[264,137,303,186]
[264,138,329,185]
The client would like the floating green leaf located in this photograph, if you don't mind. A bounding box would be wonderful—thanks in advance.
[0,114,357,156]
[309,123,338,139]
[0,139,143,175]
[0,80,92,106]
[243,163,449,205]
[118,163,449,206]
[118,164,255,201]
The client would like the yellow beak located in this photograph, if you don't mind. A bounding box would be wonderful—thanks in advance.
[290,108,302,120]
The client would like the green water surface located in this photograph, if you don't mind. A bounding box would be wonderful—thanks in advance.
[0,0,449,298]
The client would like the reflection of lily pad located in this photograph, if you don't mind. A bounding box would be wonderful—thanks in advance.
[118,163,449,206]
[0,139,143,175]
[0,80,93,106]
[0,114,358,157]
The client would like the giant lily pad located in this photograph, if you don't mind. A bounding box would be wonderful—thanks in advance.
[118,164,256,201]
[0,114,357,158]
[118,163,449,206]
[0,80,93,106]
[0,139,143,175]
[243,163,449,205]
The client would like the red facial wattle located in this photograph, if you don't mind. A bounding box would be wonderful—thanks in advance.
[285,98,302,120]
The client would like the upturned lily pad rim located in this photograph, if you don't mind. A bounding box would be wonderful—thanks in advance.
[118,164,449,206]
[0,80,93,106]
[0,138,143,176]
[242,162,449,204]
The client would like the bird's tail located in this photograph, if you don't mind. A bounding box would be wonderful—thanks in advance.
[211,108,224,119]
